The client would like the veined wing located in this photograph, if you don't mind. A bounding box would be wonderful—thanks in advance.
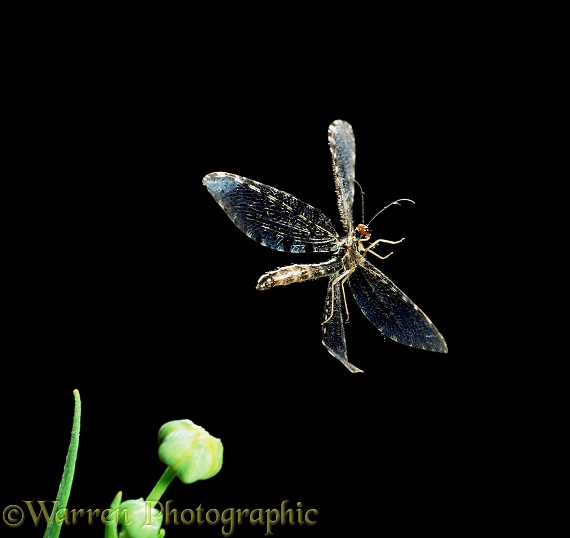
[348,256,448,353]
[328,120,356,236]
[203,172,339,253]
[322,275,363,373]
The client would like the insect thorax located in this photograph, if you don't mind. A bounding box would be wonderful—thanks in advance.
[339,225,370,252]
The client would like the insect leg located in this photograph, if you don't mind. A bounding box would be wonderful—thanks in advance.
[322,266,355,324]
[360,237,405,260]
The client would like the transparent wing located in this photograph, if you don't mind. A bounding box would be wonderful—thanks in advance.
[328,119,356,235]
[322,276,364,373]
[203,172,339,253]
[349,256,448,353]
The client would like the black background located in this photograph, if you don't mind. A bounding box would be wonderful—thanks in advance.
[1,5,562,538]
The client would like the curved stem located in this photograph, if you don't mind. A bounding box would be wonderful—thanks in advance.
[146,467,177,508]
[44,389,81,538]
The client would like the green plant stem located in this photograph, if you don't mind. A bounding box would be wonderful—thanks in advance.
[146,467,177,508]
[44,389,81,538]
[104,491,122,538]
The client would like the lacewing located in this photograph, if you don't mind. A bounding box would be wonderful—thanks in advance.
[203,120,447,372]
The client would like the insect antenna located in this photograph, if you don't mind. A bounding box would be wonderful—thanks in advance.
[354,179,366,223]
[367,198,415,227]
[357,197,416,260]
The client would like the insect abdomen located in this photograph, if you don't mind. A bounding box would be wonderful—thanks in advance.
[256,258,342,291]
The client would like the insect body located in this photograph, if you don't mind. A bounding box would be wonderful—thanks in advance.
[202,120,447,372]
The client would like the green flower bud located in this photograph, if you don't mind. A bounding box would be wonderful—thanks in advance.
[118,498,164,538]
[158,419,223,484]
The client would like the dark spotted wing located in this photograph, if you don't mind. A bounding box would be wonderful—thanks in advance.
[328,119,356,236]
[203,172,340,253]
[349,256,448,353]
[322,275,363,373]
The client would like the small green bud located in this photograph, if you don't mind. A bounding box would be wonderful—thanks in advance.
[158,419,223,484]
[118,498,164,538]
